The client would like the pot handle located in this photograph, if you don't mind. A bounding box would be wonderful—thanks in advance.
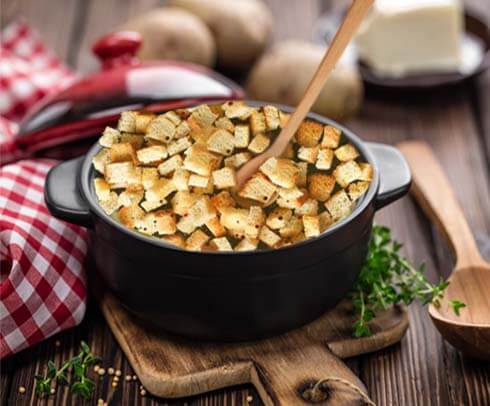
[45,157,93,228]
[366,142,411,210]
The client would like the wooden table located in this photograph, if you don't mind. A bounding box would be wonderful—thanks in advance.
[2,0,489,405]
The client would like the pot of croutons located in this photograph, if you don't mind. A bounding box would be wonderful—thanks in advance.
[45,101,411,341]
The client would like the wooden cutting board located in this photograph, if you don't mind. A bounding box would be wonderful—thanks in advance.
[100,293,408,405]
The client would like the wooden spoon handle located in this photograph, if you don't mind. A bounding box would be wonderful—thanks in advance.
[397,140,484,268]
[268,0,374,157]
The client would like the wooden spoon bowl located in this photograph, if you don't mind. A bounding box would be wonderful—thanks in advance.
[399,141,490,360]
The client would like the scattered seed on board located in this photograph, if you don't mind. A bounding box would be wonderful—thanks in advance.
[108,367,115,375]
[115,370,122,377]
[140,389,147,396]
[18,386,26,394]
[125,375,132,381]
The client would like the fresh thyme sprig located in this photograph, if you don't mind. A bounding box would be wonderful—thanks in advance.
[35,341,100,399]
[351,225,465,337]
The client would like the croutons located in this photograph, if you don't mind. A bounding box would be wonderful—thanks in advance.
[295,199,319,216]
[263,105,280,131]
[190,104,218,127]
[175,120,191,139]
[118,111,137,133]
[172,191,199,216]
[141,167,159,189]
[224,152,252,168]
[296,121,323,147]
[319,211,333,232]
[188,174,211,188]
[100,127,120,147]
[99,192,120,215]
[259,158,299,189]
[234,238,259,251]
[245,206,265,238]
[135,113,155,133]
[259,226,281,247]
[334,144,359,162]
[297,146,320,164]
[212,167,236,189]
[164,111,182,126]
[109,143,137,163]
[158,155,183,176]
[205,217,226,237]
[238,173,278,205]
[276,187,306,209]
[173,168,190,191]
[168,137,192,156]
[297,162,308,188]
[145,178,176,203]
[321,125,341,148]
[209,237,233,251]
[333,160,362,187]
[92,148,110,174]
[105,162,141,188]
[248,133,270,154]
[348,181,370,201]
[137,145,167,164]
[303,215,321,238]
[215,116,235,132]
[146,115,176,143]
[183,145,221,176]
[266,207,292,229]
[207,129,235,156]
[325,190,353,221]
[359,163,373,181]
[234,125,250,148]
[211,191,236,213]
[120,133,144,150]
[220,207,249,231]
[250,111,267,135]
[222,101,252,120]
[186,229,210,251]
[308,173,335,201]
[119,204,145,227]
[162,234,185,248]
[316,149,334,170]
[94,178,111,201]
[118,189,144,207]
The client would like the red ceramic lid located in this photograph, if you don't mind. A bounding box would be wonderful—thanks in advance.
[17,31,244,157]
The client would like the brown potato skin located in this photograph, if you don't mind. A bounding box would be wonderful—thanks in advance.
[247,41,364,122]
[123,7,216,67]
[168,0,273,69]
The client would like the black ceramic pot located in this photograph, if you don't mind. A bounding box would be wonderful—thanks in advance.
[45,103,411,341]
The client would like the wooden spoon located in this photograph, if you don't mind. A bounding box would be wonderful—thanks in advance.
[398,140,490,360]
[236,0,374,188]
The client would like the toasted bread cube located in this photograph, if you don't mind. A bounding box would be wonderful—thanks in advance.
[245,206,265,238]
[259,158,299,189]
[348,181,370,201]
[163,111,182,126]
[119,204,145,227]
[137,145,168,165]
[158,155,183,176]
[228,229,246,240]
[183,145,221,176]
[173,168,190,191]
[297,121,323,147]
[140,199,166,212]
[209,237,233,251]
[297,162,308,187]
[266,207,292,229]
[109,143,137,163]
[215,117,234,132]
[316,149,334,170]
[259,226,281,247]
[211,191,236,213]
[135,212,167,235]
[234,125,250,148]
[296,199,319,216]
[222,101,252,120]
[319,211,333,232]
[212,167,236,189]
[297,146,320,164]
[263,105,280,131]
[250,110,266,135]
[279,111,290,128]
[175,120,191,139]
[238,173,278,205]
[146,115,176,143]
[146,178,176,202]
[153,210,177,235]
[193,181,214,195]
[167,137,192,156]
[162,234,185,248]
[334,144,359,162]
[235,238,259,251]
[279,215,303,238]
[276,187,306,209]
[105,162,141,188]
[141,167,159,189]
[99,192,120,215]
[359,163,373,181]
[303,215,321,238]
[188,174,211,189]
[308,173,335,201]
[281,143,295,160]
[220,207,249,231]
[94,178,111,201]
[333,160,362,188]
[172,191,199,216]
[290,231,306,244]
[118,111,137,132]
[325,190,353,221]
[187,116,215,145]
[186,229,210,251]
[120,133,144,149]
[118,189,144,207]
[224,152,252,168]
[205,217,226,237]
[207,129,235,156]
[188,196,217,226]
[190,104,218,127]
[248,133,271,154]
[135,113,155,133]
[321,126,341,148]
[92,148,110,174]
[176,216,197,234]
[100,127,120,147]
[209,103,224,117]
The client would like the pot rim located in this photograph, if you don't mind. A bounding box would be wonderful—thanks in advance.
[79,100,380,256]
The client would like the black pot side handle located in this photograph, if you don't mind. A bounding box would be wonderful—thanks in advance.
[45,157,93,228]
[366,142,412,210]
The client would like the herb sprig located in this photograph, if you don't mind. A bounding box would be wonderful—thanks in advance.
[35,341,99,399]
[351,225,465,337]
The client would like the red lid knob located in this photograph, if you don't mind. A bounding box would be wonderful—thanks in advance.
[92,31,142,70]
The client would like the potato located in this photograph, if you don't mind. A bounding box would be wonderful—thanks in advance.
[168,0,273,69]
[247,41,363,121]
[123,7,216,67]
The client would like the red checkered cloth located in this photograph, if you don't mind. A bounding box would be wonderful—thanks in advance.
[0,20,88,359]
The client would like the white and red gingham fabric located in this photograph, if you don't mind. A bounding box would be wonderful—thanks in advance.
[0,20,88,359]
